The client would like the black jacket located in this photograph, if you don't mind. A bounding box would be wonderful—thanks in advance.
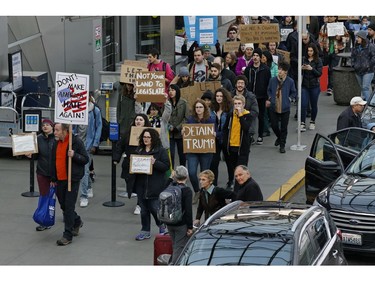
[302,57,323,89]
[126,145,170,199]
[244,63,271,99]
[35,133,55,177]
[196,186,234,221]
[337,106,362,131]
[51,135,89,182]
[233,177,263,202]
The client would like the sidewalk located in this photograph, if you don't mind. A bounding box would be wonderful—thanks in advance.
[0,93,346,265]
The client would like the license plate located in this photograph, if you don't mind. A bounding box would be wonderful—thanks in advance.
[342,233,362,245]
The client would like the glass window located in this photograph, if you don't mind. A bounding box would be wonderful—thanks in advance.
[137,16,160,55]
[298,230,315,265]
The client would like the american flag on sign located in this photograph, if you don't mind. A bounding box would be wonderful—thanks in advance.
[57,87,87,113]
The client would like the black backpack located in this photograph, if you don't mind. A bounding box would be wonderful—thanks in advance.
[158,182,184,224]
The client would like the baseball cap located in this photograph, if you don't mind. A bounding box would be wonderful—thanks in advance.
[350,96,367,106]
[201,44,211,52]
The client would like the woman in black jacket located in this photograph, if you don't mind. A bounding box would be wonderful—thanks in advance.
[301,43,323,131]
[126,128,170,241]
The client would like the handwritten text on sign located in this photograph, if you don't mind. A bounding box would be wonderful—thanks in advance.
[239,24,280,43]
[120,60,148,84]
[135,71,166,103]
[54,72,89,125]
[183,124,215,153]
[129,155,153,174]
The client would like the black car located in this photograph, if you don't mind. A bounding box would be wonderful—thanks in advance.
[305,127,375,204]
[171,201,347,265]
[306,129,375,254]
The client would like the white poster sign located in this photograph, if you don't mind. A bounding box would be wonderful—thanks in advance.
[54,72,90,125]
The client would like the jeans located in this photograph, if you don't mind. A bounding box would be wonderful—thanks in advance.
[269,110,290,147]
[355,72,374,101]
[301,86,321,123]
[138,197,161,233]
[186,153,213,192]
[169,137,185,168]
[79,152,92,199]
[56,180,82,240]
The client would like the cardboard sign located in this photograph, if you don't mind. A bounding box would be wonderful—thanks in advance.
[338,16,360,21]
[135,71,166,103]
[239,24,280,43]
[54,72,90,125]
[182,124,215,153]
[327,22,345,37]
[11,133,38,156]
[120,60,148,84]
[223,41,241,52]
[276,49,290,64]
[129,126,161,146]
[180,81,221,112]
[129,155,153,174]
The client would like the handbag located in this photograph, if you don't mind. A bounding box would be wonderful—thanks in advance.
[33,185,56,227]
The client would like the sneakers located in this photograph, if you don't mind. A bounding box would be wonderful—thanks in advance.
[56,237,72,246]
[80,198,88,208]
[87,188,94,198]
[309,122,315,130]
[274,138,280,146]
[327,88,333,96]
[279,146,286,153]
[159,224,167,234]
[72,221,84,236]
[133,205,141,215]
[256,137,263,145]
[135,232,151,241]
[36,225,51,231]
[118,192,137,198]
[300,122,306,132]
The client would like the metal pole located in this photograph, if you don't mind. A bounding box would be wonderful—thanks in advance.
[21,154,39,197]
[291,16,307,151]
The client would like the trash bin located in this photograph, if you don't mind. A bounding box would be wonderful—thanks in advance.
[332,53,361,106]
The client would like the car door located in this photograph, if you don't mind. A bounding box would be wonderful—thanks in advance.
[305,134,344,204]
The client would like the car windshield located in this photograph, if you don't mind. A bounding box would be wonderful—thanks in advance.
[176,222,294,265]
[347,144,375,178]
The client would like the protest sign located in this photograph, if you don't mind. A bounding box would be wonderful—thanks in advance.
[182,124,215,153]
[129,155,153,174]
[129,126,161,146]
[11,133,38,156]
[120,60,148,84]
[327,22,345,37]
[224,41,241,52]
[180,81,221,112]
[239,24,280,43]
[135,71,166,103]
[54,72,90,125]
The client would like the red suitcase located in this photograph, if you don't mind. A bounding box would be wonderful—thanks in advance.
[153,233,173,265]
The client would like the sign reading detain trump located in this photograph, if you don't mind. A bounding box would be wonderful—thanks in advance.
[135,71,166,103]
[239,23,280,43]
[182,124,216,153]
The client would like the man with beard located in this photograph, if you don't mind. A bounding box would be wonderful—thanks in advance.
[208,63,233,92]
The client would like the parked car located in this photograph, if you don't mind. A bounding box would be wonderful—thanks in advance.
[307,130,375,254]
[168,201,347,265]
[305,127,375,204]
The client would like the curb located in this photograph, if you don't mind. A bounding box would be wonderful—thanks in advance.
[266,168,305,202]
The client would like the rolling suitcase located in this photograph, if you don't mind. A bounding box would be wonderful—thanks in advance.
[153,233,172,265]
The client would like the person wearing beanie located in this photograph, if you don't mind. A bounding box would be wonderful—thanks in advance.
[244,46,271,145]
[25,118,56,231]
[235,43,254,76]
[351,30,375,101]
[368,23,375,44]
[170,66,193,89]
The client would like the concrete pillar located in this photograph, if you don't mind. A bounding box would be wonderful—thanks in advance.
[0,17,8,80]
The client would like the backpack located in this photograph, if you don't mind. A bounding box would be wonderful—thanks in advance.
[158,182,184,224]
[93,104,109,142]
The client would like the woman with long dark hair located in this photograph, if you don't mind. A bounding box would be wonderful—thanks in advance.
[209,88,233,187]
[301,43,323,131]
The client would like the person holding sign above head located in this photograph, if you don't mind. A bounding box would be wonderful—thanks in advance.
[50,123,89,246]
[147,48,175,93]
[222,95,253,190]
[127,128,170,241]
[114,113,151,214]
[184,99,216,204]
[170,66,193,89]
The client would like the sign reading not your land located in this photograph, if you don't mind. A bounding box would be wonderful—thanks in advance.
[182,124,215,153]
[239,24,280,43]
[54,72,90,125]
[135,71,166,103]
